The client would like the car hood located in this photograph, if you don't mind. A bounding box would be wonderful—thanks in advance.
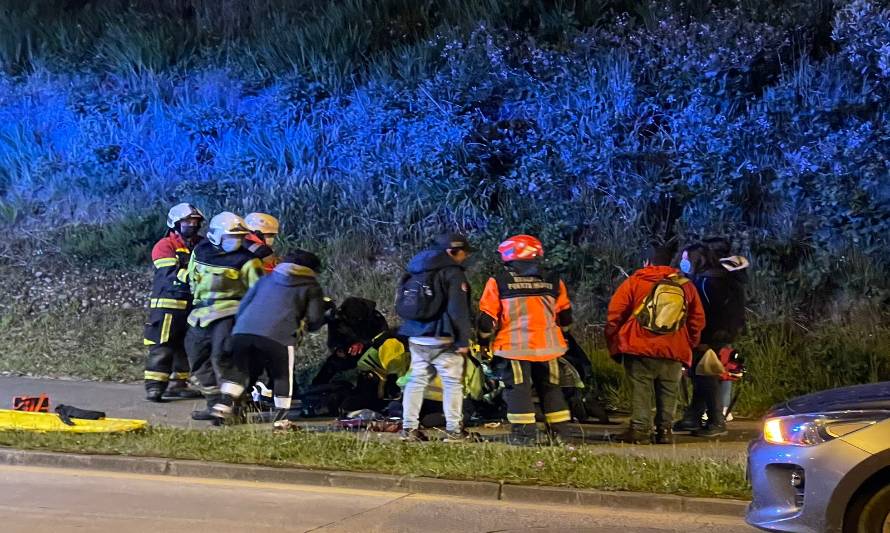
[768,381,890,417]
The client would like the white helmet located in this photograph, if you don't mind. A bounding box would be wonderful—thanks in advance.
[244,212,280,235]
[166,203,205,229]
[206,212,249,246]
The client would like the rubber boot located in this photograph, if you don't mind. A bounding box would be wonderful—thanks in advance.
[547,422,574,445]
[507,423,538,446]
[145,383,166,403]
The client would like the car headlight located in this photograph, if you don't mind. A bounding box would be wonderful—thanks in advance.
[763,411,890,446]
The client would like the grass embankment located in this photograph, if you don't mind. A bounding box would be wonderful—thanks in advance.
[0,427,750,499]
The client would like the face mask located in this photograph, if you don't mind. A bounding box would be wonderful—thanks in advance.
[679,251,693,274]
[178,223,198,239]
[220,237,243,253]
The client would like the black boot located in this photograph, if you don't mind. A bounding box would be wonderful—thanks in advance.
[145,384,166,403]
[547,422,574,445]
[507,423,538,446]
[164,380,202,399]
[614,427,652,444]
[191,394,220,421]
[655,426,674,445]
[692,423,728,438]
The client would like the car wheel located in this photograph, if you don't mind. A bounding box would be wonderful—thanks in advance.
[844,483,890,533]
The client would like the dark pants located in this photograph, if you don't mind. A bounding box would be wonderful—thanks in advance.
[143,309,190,393]
[622,355,682,433]
[185,317,235,390]
[494,357,571,428]
[220,334,295,410]
[683,351,725,427]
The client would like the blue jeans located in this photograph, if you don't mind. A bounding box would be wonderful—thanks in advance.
[721,380,733,412]
[402,340,464,432]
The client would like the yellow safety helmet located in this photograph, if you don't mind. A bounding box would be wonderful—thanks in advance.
[244,213,280,235]
[206,212,249,246]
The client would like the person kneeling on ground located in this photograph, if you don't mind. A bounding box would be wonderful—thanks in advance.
[605,244,705,444]
[212,250,329,420]
[477,235,575,446]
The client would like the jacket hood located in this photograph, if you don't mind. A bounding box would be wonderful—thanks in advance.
[406,250,461,274]
[272,263,318,286]
[632,265,681,282]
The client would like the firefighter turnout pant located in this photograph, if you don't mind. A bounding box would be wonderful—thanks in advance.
[493,356,571,430]
[185,317,235,396]
[220,334,296,410]
[143,309,190,393]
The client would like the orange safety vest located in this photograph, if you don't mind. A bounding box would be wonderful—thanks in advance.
[478,269,571,361]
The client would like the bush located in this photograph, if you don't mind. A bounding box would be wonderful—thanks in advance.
[0,0,888,407]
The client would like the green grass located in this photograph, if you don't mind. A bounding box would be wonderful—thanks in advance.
[0,427,750,499]
[0,306,144,381]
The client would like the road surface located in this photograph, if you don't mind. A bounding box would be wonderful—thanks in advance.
[0,464,754,532]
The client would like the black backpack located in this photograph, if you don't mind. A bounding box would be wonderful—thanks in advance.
[395,269,444,321]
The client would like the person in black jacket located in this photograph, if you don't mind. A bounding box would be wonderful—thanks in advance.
[398,233,474,442]
[676,238,748,437]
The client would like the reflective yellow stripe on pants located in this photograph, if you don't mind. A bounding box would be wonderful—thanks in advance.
[144,370,169,382]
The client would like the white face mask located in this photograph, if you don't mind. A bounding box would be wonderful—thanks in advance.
[220,237,243,253]
[264,235,276,247]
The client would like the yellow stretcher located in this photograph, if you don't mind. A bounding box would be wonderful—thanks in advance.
[0,409,148,433]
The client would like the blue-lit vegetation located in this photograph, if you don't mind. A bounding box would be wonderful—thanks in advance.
[0,0,888,411]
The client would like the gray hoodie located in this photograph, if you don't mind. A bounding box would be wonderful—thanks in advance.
[233,263,326,347]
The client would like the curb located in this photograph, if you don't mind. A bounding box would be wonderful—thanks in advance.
[0,448,748,517]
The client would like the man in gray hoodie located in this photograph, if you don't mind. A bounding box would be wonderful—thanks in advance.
[212,250,329,419]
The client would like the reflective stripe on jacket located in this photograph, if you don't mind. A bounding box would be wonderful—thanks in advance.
[148,233,195,310]
[186,240,264,327]
[478,265,572,362]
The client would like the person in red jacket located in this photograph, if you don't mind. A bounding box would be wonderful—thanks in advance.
[143,203,205,402]
[605,244,706,444]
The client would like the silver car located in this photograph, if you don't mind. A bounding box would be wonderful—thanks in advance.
[747,381,890,532]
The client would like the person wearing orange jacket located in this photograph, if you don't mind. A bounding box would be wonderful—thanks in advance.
[143,203,205,402]
[605,244,706,444]
[243,212,280,274]
[477,235,574,445]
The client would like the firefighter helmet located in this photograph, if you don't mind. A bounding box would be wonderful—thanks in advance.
[166,203,205,229]
[244,212,280,235]
[498,235,544,262]
[206,212,249,246]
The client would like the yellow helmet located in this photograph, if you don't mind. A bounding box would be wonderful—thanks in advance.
[244,213,280,235]
[206,212,249,246]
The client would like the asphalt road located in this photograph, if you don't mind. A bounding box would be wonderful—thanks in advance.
[0,465,755,533]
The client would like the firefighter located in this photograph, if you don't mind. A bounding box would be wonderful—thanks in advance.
[477,235,574,445]
[184,211,265,420]
[143,203,205,402]
[244,212,280,274]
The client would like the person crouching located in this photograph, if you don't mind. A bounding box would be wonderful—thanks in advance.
[212,250,329,420]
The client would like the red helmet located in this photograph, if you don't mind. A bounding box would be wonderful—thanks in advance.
[498,235,544,262]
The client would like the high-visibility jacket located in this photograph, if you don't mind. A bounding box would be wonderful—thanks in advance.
[245,233,279,274]
[148,233,195,312]
[478,263,572,362]
[186,240,264,327]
